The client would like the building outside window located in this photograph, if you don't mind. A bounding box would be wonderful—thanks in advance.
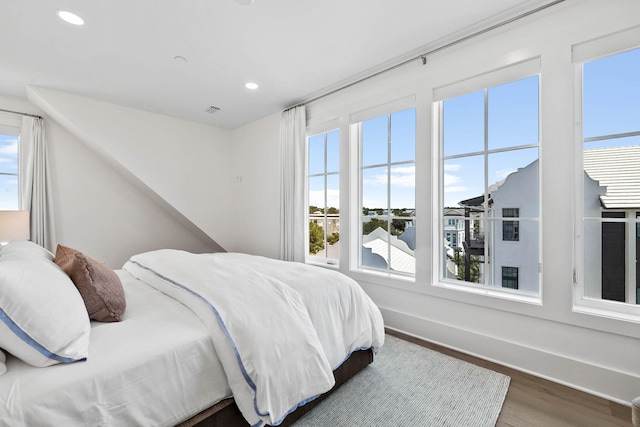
[357,107,416,275]
[307,129,340,263]
[580,46,640,306]
[438,64,540,294]
[501,266,519,289]
[502,208,520,241]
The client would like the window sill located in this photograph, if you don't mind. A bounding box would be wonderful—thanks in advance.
[306,258,339,269]
[348,268,415,288]
[434,279,542,306]
[573,298,640,325]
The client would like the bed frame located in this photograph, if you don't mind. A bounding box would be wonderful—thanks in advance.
[177,348,374,427]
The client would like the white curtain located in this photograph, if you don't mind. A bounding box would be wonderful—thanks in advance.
[20,117,56,251]
[279,105,306,262]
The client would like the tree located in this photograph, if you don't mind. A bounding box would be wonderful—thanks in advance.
[309,221,325,255]
[455,253,481,283]
[362,218,387,235]
[327,232,340,245]
[391,219,406,235]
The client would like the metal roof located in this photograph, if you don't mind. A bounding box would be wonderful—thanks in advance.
[583,145,640,209]
[362,227,415,274]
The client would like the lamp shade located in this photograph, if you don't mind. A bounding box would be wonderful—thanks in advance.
[0,210,30,242]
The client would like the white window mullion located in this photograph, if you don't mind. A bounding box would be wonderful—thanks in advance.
[626,213,636,304]
[386,113,392,272]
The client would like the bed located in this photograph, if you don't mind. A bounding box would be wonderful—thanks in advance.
[0,240,384,427]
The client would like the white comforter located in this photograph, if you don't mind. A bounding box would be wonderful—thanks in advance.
[123,250,384,427]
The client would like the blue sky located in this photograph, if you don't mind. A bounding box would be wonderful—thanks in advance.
[308,44,640,213]
[361,108,415,210]
[0,134,19,210]
[583,47,640,139]
[308,108,416,211]
[443,75,539,209]
[2,49,637,214]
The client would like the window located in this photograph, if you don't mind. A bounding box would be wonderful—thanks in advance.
[580,46,640,306]
[502,208,520,241]
[438,66,540,295]
[0,124,20,210]
[357,107,416,276]
[307,129,340,263]
[501,266,519,289]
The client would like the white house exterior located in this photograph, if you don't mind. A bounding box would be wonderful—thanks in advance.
[487,145,639,302]
[490,160,540,294]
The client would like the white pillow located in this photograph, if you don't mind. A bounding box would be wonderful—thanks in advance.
[0,239,54,261]
[0,249,91,367]
[0,349,6,376]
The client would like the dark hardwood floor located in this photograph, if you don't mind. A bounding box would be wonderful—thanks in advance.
[386,329,633,427]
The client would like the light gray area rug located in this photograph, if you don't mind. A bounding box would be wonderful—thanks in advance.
[292,334,510,427]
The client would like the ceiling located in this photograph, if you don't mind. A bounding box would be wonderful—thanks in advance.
[1,0,558,130]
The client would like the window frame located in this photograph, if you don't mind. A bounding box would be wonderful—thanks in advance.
[349,97,417,279]
[502,208,520,242]
[0,114,22,211]
[501,266,519,289]
[433,58,542,300]
[305,122,341,266]
[572,27,640,318]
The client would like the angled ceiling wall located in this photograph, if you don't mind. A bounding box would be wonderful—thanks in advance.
[27,86,233,251]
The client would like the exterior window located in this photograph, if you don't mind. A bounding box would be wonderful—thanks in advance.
[501,266,519,289]
[0,130,20,210]
[358,107,416,275]
[307,129,340,263]
[440,74,539,294]
[502,208,520,241]
[581,47,640,305]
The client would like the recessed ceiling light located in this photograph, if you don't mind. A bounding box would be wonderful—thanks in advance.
[56,10,84,26]
[174,55,187,63]
[236,0,254,5]
[245,82,259,90]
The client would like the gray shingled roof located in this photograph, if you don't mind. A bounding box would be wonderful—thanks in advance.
[583,145,640,209]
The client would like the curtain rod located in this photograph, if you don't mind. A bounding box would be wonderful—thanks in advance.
[0,108,43,120]
[293,0,565,108]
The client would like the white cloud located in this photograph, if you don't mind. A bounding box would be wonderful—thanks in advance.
[444,173,460,185]
[362,197,380,208]
[0,140,18,155]
[362,174,386,186]
[390,165,415,188]
[444,186,468,193]
[443,164,467,194]
[363,165,416,188]
[308,189,340,209]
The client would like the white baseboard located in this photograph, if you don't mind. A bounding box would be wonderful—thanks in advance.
[380,306,638,406]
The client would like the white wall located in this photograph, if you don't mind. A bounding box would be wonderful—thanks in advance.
[48,116,220,267]
[228,112,281,259]
[2,0,638,406]
[0,94,223,267]
[230,0,640,404]
[26,86,235,252]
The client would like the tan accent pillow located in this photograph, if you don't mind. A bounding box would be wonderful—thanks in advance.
[54,245,126,322]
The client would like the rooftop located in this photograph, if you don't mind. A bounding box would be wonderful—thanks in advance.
[584,145,640,209]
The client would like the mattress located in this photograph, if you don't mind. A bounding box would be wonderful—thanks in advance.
[0,270,232,427]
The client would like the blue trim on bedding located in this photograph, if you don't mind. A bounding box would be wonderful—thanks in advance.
[0,307,85,364]
[128,258,365,426]
[332,345,372,371]
[269,346,374,426]
[128,260,270,419]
